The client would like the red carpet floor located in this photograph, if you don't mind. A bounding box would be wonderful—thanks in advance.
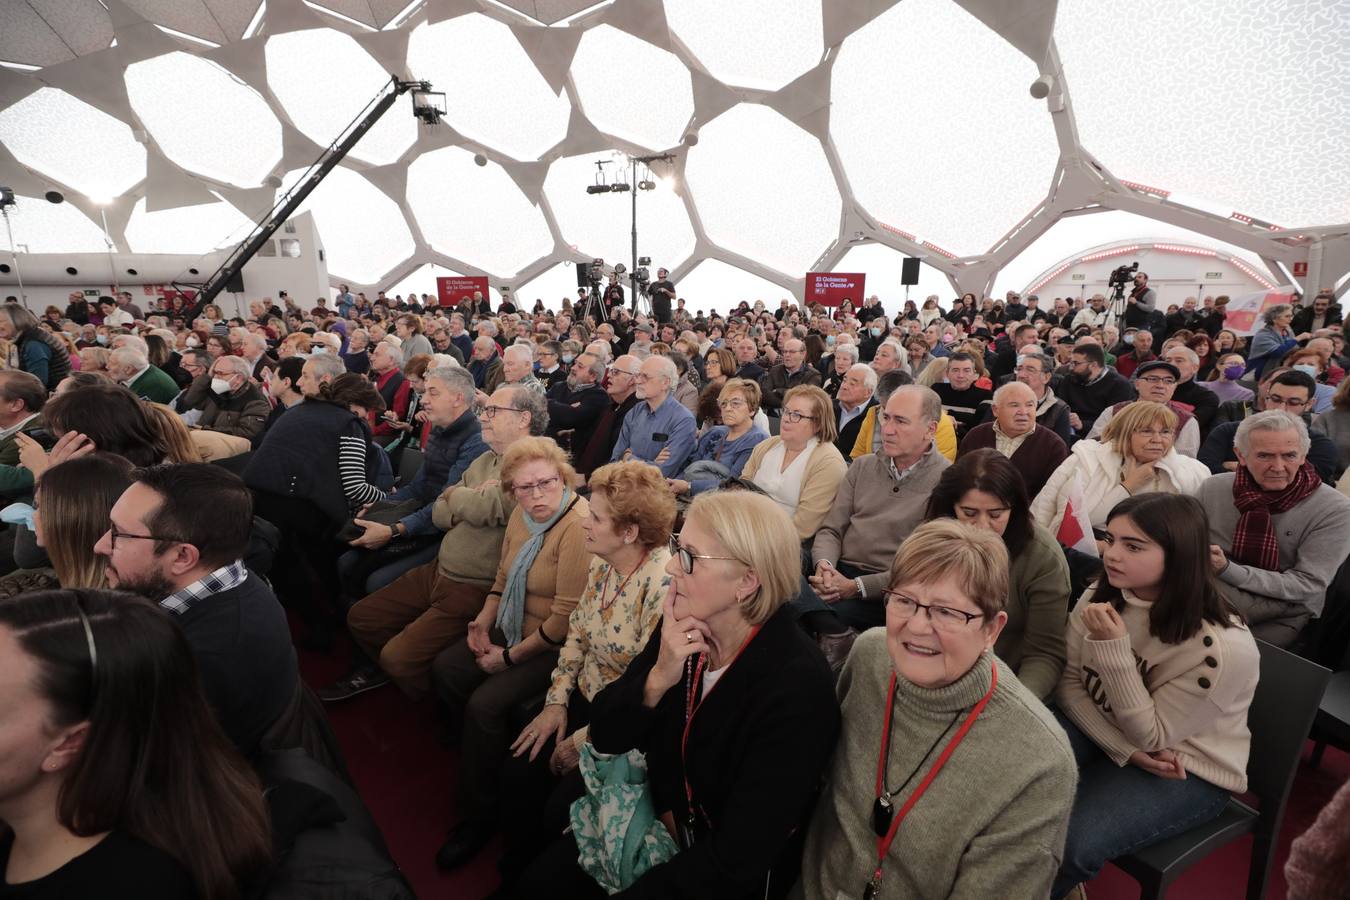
[299,640,1348,899]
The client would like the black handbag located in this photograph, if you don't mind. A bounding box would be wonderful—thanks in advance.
[334,498,426,554]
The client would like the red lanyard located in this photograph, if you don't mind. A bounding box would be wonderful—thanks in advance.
[599,550,648,612]
[679,624,761,829]
[867,663,998,895]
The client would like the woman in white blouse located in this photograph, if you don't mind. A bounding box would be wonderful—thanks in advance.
[1031,401,1211,539]
[740,384,848,542]
[497,460,676,882]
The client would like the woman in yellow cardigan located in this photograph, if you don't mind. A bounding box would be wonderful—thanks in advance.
[740,384,848,542]
[851,403,958,461]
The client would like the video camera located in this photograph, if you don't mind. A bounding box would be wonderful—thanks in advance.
[1108,261,1139,288]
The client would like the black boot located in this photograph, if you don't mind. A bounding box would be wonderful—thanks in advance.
[434,820,494,870]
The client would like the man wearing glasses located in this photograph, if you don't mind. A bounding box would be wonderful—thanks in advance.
[1085,360,1202,457]
[609,355,696,478]
[544,349,608,457]
[1199,369,1341,483]
[760,338,823,415]
[1012,351,1073,443]
[574,354,642,478]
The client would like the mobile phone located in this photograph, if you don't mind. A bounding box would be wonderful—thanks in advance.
[653,432,669,442]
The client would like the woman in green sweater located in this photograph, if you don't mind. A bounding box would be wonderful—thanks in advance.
[794,520,1077,900]
[924,448,1071,699]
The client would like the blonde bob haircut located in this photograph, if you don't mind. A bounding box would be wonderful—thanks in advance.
[587,461,677,549]
[889,519,1009,620]
[782,384,838,444]
[1101,400,1178,458]
[719,377,762,415]
[685,491,799,625]
[500,436,577,496]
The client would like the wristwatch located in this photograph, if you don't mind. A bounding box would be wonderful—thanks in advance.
[503,647,515,667]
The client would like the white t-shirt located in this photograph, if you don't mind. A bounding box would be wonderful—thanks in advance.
[753,437,818,518]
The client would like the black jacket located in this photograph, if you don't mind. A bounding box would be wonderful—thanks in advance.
[546,381,609,455]
[588,607,840,899]
[1292,304,1343,334]
[244,400,378,525]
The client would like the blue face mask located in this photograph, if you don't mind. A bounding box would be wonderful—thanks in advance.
[825,336,836,348]
[870,326,883,337]
[1293,364,1318,378]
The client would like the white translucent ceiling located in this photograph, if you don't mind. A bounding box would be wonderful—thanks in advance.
[2,195,109,254]
[1058,0,1350,228]
[991,210,1273,296]
[406,146,554,275]
[280,166,414,284]
[543,153,696,272]
[265,28,417,166]
[124,51,282,187]
[571,25,694,151]
[833,243,954,307]
[123,195,253,255]
[407,15,570,161]
[676,258,790,309]
[380,263,504,307]
[512,263,590,307]
[0,88,146,202]
[833,0,1058,257]
[664,0,823,91]
[685,103,840,275]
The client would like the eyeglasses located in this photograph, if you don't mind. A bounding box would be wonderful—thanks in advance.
[668,535,739,574]
[512,474,560,496]
[106,524,182,551]
[1137,375,1176,385]
[882,590,985,632]
[607,366,639,379]
[475,404,523,420]
[718,398,747,409]
[1265,394,1308,409]
[781,410,818,424]
[1133,427,1175,438]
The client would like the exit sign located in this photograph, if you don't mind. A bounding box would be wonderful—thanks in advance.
[1071,273,1085,281]
[1205,272,1223,279]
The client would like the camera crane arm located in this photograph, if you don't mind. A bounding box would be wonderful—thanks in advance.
[184,76,437,322]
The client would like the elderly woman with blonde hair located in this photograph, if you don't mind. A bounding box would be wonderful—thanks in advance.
[1031,401,1211,539]
[497,460,678,882]
[512,491,840,898]
[431,435,592,871]
[794,520,1077,899]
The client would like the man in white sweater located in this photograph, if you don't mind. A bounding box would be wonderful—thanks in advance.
[1199,411,1350,647]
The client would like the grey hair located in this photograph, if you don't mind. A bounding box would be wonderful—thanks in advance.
[376,340,404,366]
[877,338,910,370]
[1163,345,1200,366]
[425,365,474,404]
[992,380,1036,404]
[848,362,878,392]
[112,334,148,354]
[833,342,860,365]
[506,382,549,435]
[504,342,535,363]
[305,352,346,381]
[1263,304,1293,326]
[108,346,148,370]
[212,353,248,377]
[478,319,499,336]
[1234,409,1310,457]
[473,335,497,354]
[647,354,678,386]
[893,384,942,424]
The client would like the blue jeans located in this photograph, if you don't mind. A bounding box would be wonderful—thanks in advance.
[1051,712,1231,898]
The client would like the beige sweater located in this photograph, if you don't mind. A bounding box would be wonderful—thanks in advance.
[1056,588,1259,792]
[794,630,1077,900]
[741,436,848,541]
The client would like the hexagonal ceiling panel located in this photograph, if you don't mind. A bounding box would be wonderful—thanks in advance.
[676,258,790,308]
[1057,0,1350,227]
[571,25,694,151]
[407,14,571,161]
[833,0,1059,257]
[2,195,110,254]
[685,103,840,275]
[407,146,554,276]
[664,0,823,91]
[0,87,146,203]
[125,51,282,188]
[265,28,417,166]
[280,165,414,284]
[123,195,253,255]
[544,152,696,273]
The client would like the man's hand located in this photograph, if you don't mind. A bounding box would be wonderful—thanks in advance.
[667,478,690,495]
[1068,412,1083,432]
[349,518,395,550]
[808,560,858,604]
[1209,544,1228,574]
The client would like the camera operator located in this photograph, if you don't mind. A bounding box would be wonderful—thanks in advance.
[648,266,675,324]
[603,271,625,313]
[1124,270,1156,330]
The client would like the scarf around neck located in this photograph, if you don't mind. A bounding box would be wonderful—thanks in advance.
[496,487,575,647]
[1230,460,1320,570]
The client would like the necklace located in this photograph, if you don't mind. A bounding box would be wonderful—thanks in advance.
[872,710,960,835]
[598,549,648,612]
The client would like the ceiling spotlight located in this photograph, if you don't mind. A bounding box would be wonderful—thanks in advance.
[44,190,64,204]
[0,187,13,208]
[614,262,627,275]
[1029,75,1054,99]
[638,179,656,191]
[586,184,612,194]
[681,132,699,147]
[473,153,487,167]
[611,182,631,192]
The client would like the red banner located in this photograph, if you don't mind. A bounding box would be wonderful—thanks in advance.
[805,272,865,308]
[437,276,490,307]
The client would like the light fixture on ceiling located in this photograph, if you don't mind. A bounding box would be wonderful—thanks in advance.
[1029,75,1053,99]
[681,132,698,147]
[585,158,613,194]
[44,190,64,204]
[473,153,487,167]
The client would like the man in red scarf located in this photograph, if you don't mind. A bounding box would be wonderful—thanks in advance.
[1197,411,1350,646]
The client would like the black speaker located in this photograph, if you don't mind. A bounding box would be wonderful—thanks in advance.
[224,269,244,293]
[576,265,591,289]
[901,258,920,286]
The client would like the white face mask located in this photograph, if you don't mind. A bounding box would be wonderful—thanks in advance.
[185,336,200,348]
[210,377,232,395]
[312,346,328,355]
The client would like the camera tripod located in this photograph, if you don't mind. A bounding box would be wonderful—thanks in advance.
[579,283,608,324]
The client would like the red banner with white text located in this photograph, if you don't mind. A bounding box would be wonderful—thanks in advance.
[436,276,490,308]
[805,272,865,308]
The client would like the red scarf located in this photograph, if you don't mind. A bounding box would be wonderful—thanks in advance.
[1230,460,1320,570]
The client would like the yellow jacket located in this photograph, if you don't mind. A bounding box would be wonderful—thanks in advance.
[850,409,957,462]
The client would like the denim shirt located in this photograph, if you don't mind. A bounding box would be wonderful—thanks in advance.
[610,394,697,477]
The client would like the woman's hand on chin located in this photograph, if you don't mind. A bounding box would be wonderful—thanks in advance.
[644,593,710,707]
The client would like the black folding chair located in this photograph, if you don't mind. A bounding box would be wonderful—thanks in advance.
[1112,641,1330,899]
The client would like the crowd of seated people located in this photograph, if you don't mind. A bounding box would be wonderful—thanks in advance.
[0,281,1346,899]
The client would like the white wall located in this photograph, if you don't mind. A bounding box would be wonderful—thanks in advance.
[1027,246,1269,310]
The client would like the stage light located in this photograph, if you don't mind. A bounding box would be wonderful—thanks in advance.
[638,179,656,191]
[586,184,612,194]
[1029,75,1053,99]
[473,153,488,167]
[611,182,631,192]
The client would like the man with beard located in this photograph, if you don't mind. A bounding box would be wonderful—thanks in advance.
[1056,342,1133,438]
[545,348,609,456]
[94,464,299,756]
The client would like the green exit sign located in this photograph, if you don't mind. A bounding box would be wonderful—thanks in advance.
[1205,272,1223,279]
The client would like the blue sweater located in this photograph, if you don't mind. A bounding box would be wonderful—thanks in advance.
[683,425,770,494]
[389,409,490,536]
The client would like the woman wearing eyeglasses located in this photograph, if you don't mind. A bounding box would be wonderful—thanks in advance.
[496,461,675,883]
[1031,401,1211,542]
[795,520,1077,900]
[740,384,847,541]
[511,491,838,899]
[430,436,592,871]
[0,589,271,898]
[668,378,770,497]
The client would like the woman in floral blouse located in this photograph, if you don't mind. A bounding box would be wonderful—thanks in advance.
[498,460,677,879]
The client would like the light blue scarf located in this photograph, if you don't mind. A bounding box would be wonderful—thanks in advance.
[496,486,573,647]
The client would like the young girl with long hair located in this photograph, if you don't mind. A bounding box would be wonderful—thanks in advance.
[1051,493,1259,898]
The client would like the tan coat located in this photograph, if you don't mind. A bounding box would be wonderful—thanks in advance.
[741,436,848,541]
[483,494,593,644]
